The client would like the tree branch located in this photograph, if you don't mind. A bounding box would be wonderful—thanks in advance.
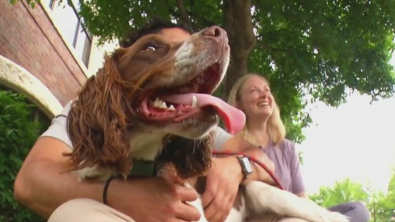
[175,0,193,30]
[257,41,291,54]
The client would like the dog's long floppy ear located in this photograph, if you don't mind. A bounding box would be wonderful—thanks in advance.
[156,133,214,180]
[64,49,133,177]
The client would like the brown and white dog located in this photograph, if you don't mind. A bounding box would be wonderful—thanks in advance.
[65,26,349,222]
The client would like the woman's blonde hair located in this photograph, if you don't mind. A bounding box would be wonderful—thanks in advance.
[227,73,286,146]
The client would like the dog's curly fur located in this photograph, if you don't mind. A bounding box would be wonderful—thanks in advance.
[64,52,136,176]
[63,30,223,180]
[157,133,214,180]
[63,26,350,222]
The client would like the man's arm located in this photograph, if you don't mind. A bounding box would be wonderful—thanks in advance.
[202,127,276,222]
[15,137,202,222]
[14,137,103,218]
[214,127,276,184]
[14,102,103,218]
[14,101,202,221]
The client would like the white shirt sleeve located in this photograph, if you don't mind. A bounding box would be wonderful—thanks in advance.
[212,126,233,151]
[40,101,73,150]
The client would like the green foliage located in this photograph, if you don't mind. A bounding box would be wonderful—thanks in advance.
[297,151,304,165]
[14,0,395,144]
[0,89,48,222]
[375,170,395,221]
[78,0,395,143]
[9,0,38,8]
[310,178,369,207]
[368,191,394,222]
[311,175,395,222]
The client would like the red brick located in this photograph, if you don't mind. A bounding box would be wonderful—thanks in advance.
[0,0,87,106]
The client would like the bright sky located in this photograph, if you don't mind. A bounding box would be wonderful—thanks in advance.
[297,55,395,195]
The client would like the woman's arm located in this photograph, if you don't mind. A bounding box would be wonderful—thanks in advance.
[286,140,308,197]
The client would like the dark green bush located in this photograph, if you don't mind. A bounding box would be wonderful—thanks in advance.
[0,89,49,222]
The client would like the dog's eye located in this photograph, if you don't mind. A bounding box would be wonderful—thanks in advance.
[145,45,157,51]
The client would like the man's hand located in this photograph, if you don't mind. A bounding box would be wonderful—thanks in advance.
[109,177,201,222]
[201,147,276,222]
[15,137,202,222]
[201,157,243,222]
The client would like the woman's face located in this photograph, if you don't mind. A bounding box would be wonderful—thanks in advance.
[238,76,274,120]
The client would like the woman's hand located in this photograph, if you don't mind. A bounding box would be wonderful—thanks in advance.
[108,177,202,222]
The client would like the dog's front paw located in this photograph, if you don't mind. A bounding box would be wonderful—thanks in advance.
[324,211,349,222]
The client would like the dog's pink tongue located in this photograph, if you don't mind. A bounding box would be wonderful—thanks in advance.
[161,93,246,134]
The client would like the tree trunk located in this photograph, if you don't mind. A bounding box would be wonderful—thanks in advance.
[222,0,256,98]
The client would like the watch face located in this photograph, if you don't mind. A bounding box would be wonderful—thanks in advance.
[241,157,253,174]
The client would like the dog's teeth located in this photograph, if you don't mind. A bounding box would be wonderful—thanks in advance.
[159,101,167,109]
[153,97,162,108]
[191,95,198,107]
[168,105,175,111]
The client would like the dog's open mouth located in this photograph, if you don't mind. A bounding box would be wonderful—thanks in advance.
[140,62,246,134]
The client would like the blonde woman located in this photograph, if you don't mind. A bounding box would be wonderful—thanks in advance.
[213,73,370,222]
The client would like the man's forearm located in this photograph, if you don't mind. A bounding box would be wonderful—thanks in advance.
[14,159,103,218]
[249,161,276,184]
[220,136,276,185]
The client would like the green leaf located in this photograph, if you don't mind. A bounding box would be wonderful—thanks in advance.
[0,87,50,222]
[12,0,395,144]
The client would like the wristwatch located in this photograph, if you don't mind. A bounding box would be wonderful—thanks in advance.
[237,155,253,180]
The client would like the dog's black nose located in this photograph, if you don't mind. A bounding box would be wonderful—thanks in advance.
[202,26,228,44]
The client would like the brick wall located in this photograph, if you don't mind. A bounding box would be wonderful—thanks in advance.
[0,0,87,105]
